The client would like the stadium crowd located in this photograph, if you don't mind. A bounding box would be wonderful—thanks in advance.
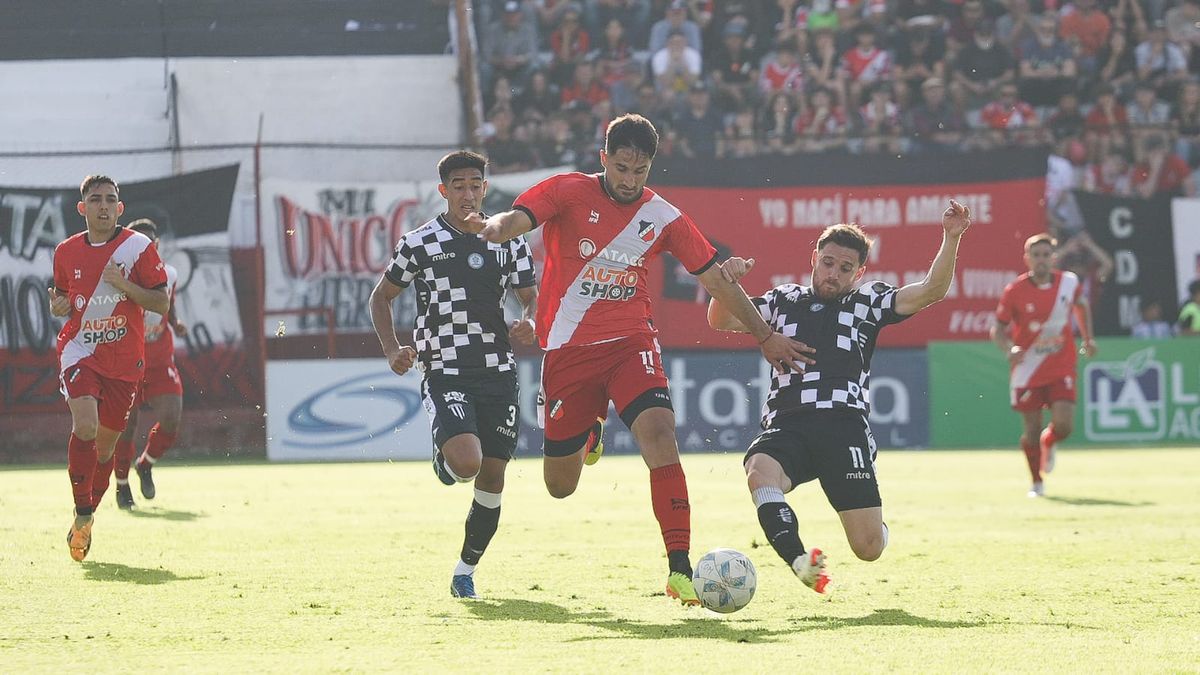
[472,0,1200,200]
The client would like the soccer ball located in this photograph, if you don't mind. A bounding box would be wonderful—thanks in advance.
[693,548,757,613]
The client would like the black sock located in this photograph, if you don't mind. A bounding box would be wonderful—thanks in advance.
[756,501,805,565]
[667,550,692,577]
[460,500,500,566]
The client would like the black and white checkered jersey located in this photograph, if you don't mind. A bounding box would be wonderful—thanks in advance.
[752,281,910,427]
[385,215,536,377]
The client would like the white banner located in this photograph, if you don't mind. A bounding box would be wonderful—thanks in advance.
[261,166,563,337]
[1171,198,1200,304]
[266,358,430,461]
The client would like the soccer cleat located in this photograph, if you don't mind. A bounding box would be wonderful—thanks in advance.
[665,571,701,606]
[582,418,605,466]
[792,548,830,594]
[136,461,156,500]
[1028,482,1045,498]
[1040,427,1056,474]
[450,574,478,599]
[67,511,94,562]
[115,484,136,510]
[432,449,455,486]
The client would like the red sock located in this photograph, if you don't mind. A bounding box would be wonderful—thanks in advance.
[91,452,116,509]
[114,438,136,481]
[1021,437,1042,484]
[67,434,98,513]
[140,423,176,464]
[649,463,691,555]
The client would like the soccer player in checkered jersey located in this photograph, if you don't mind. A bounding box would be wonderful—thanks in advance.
[709,202,972,594]
[49,175,170,561]
[112,219,187,510]
[478,114,815,606]
[369,151,538,599]
[991,234,1097,498]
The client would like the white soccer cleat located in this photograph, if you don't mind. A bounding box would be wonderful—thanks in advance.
[1027,482,1045,498]
[791,548,830,594]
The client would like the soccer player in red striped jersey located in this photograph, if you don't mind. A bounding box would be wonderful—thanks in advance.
[477,114,814,605]
[113,219,187,510]
[50,176,169,560]
[992,234,1097,498]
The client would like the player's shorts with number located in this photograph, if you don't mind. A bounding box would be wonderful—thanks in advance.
[1011,376,1075,412]
[538,333,673,448]
[136,362,184,404]
[421,371,519,460]
[745,409,882,512]
[59,363,139,432]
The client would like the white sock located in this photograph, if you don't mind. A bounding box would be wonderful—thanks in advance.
[116,478,129,486]
[752,486,786,508]
[453,560,476,577]
[473,488,502,509]
[881,522,889,551]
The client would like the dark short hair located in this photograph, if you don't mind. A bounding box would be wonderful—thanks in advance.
[80,174,119,199]
[817,223,872,265]
[1025,233,1057,251]
[605,113,658,159]
[128,218,158,240]
[437,150,488,184]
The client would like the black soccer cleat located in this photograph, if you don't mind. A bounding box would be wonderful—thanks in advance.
[136,462,156,500]
[116,483,136,510]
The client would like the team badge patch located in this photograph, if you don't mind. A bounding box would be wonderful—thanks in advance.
[810,303,825,312]
[468,253,485,269]
[549,399,565,420]
[638,220,655,242]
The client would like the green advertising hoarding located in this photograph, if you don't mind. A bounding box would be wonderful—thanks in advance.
[930,338,1200,448]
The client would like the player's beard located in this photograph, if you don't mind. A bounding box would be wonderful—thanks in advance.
[813,279,845,300]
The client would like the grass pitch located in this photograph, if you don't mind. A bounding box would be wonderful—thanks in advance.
[1,448,1198,673]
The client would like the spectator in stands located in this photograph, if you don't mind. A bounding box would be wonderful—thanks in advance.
[856,83,904,154]
[1135,21,1188,99]
[906,77,967,152]
[516,70,561,118]
[952,21,1014,109]
[724,104,759,157]
[1178,280,1200,336]
[1109,0,1148,37]
[981,82,1039,145]
[652,30,702,98]
[996,0,1036,55]
[761,90,800,154]
[549,6,592,85]
[534,112,582,166]
[947,0,988,56]
[796,86,848,152]
[1046,92,1086,141]
[894,24,946,108]
[894,0,948,26]
[842,23,893,107]
[709,16,759,112]
[484,1,539,88]
[1166,0,1200,66]
[1059,0,1110,72]
[1084,84,1130,161]
[1018,14,1076,107]
[586,0,652,49]
[592,18,633,86]
[1132,299,1175,339]
[607,61,644,113]
[561,60,610,108]
[672,81,725,158]
[1094,28,1137,97]
[1132,133,1196,197]
[630,80,671,131]
[484,106,537,172]
[487,75,517,114]
[1082,148,1133,194]
[649,0,702,54]
[806,0,841,34]
[760,38,805,96]
[1127,81,1171,146]
[1173,81,1200,167]
[807,29,845,104]
[705,1,765,56]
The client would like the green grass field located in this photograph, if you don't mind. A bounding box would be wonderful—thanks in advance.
[1,449,1198,673]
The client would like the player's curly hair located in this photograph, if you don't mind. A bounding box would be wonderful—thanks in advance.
[605,114,658,159]
[437,151,487,184]
[817,223,872,265]
[80,174,119,198]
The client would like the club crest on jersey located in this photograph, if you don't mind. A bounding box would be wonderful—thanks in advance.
[810,303,825,312]
[549,399,564,420]
[468,253,485,269]
[579,238,596,258]
[637,220,655,242]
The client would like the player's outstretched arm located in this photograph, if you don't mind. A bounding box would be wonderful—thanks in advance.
[698,262,816,373]
[1074,297,1097,357]
[509,285,538,344]
[474,209,535,244]
[895,199,971,316]
[706,257,755,332]
[103,262,169,315]
[369,276,416,375]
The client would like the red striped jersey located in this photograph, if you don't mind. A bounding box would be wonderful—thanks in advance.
[995,270,1082,390]
[142,263,179,367]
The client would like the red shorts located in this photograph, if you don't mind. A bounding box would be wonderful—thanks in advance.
[60,363,139,432]
[539,333,672,444]
[1011,376,1076,412]
[136,360,184,404]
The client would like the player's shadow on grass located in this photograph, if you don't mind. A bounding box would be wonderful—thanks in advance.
[793,608,988,630]
[465,598,791,643]
[81,561,204,585]
[1044,495,1155,507]
[125,507,204,522]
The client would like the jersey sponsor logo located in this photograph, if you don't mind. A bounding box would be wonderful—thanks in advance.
[494,424,517,439]
[579,238,596,258]
[431,252,457,262]
[467,252,485,269]
[592,246,645,267]
[637,219,655,242]
[73,295,86,311]
[845,471,873,480]
[579,265,638,301]
[84,291,128,307]
[80,315,129,345]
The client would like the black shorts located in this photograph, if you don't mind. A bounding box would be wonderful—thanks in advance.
[421,371,519,461]
[744,408,881,512]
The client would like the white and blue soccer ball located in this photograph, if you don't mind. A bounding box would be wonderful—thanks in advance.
[693,548,757,613]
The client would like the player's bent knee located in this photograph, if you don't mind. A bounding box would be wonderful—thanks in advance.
[72,421,99,441]
[545,479,577,499]
[1054,421,1073,438]
[851,537,884,562]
